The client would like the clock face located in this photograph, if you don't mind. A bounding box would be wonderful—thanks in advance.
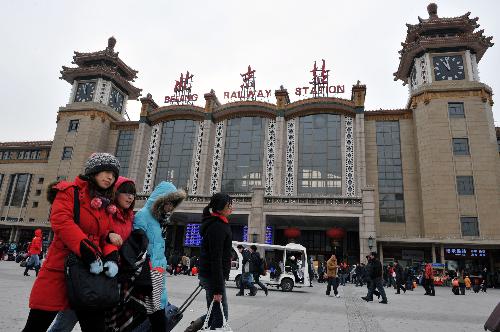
[108,87,124,113]
[74,82,96,102]
[432,55,465,81]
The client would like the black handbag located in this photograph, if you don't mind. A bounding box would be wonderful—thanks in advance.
[64,187,120,311]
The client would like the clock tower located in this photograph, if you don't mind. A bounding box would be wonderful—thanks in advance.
[45,37,142,184]
[394,4,500,240]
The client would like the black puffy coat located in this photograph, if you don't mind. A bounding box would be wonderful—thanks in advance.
[198,215,232,295]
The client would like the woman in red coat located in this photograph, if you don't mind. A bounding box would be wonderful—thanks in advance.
[23,228,43,276]
[23,153,121,332]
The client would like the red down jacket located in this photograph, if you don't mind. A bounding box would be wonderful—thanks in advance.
[28,229,43,255]
[28,176,117,311]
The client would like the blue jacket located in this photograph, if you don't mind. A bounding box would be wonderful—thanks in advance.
[134,181,181,309]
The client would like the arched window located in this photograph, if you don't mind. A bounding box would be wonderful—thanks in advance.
[297,114,342,195]
[221,117,265,193]
[155,119,197,189]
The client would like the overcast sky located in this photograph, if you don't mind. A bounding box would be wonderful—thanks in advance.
[1,0,499,142]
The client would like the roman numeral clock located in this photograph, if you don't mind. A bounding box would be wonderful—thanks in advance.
[432,55,465,81]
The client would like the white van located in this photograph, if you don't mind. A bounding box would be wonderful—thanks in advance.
[228,241,310,292]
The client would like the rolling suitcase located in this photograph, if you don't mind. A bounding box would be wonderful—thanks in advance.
[165,284,203,332]
[484,302,500,332]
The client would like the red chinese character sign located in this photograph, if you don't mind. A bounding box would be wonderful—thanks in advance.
[223,65,273,101]
[240,65,256,100]
[295,59,345,97]
[164,71,198,104]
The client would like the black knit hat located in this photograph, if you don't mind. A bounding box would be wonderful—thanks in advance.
[84,153,120,177]
[209,192,233,212]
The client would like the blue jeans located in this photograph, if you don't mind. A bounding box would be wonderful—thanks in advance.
[48,310,78,332]
[198,276,228,329]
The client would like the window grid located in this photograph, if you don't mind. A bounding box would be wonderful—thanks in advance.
[456,176,474,195]
[452,138,470,155]
[376,121,405,223]
[448,103,465,118]
[461,217,479,236]
[115,130,135,176]
[68,119,80,132]
[61,147,73,160]
[155,120,197,189]
[297,114,342,195]
[221,117,265,193]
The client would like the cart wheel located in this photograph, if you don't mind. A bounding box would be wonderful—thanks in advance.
[235,275,241,289]
[280,278,294,292]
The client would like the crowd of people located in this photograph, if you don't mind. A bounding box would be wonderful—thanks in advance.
[9,152,236,332]
[1,151,498,331]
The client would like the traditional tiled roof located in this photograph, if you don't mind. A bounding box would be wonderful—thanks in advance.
[394,3,493,82]
[60,37,142,100]
[0,141,52,148]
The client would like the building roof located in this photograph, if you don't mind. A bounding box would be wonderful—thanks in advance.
[394,3,494,82]
[60,37,142,100]
[0,141,52,148]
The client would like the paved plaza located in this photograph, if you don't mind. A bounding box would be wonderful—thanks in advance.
[0,261,498,332]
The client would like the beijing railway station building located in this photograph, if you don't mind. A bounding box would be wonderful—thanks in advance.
[1,4,499,276]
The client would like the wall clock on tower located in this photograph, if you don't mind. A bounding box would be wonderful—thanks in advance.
[74,81,96,102]
[432,55,465,81]
[108,87,124,113]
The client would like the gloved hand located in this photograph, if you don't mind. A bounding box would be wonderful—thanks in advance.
[90,258,103,274]
[104,261,118,278]
[79,239,100,265]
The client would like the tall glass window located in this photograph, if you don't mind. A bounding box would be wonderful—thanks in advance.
[4,173,31,207]
[221,117,265,193]
[155,120,197,189]
[115,130,135,176]
[376,121,405,223]
[297,114,342,195]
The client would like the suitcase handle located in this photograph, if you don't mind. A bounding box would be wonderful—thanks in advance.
[178,284,203,314]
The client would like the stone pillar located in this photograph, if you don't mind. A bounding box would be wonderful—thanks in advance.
[440,245,445,264]
[9,226,16,242]
[378,243,384,263]
[48,230,54,242]
[13,227,20,242]
[431,243,436,263]
[274,87,289,196]
[248,187,265,243]
[359,186,376,262]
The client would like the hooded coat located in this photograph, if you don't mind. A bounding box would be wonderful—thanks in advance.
[28,229,43,255]
[29,176,117,311]
[134,181,186,309]
[111,176,135,242]
[326,256,338,278]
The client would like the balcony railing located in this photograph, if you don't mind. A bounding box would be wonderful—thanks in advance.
[264,196,362,206]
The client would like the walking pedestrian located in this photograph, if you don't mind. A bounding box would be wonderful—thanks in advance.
[362,252,388,304]
[325,254,340,298]
[184,192,233,332]
[394,260,406,294]
[236,245,257,296]
[250,245,269,296]
[424,262,435,296]
[22,153,121,332]
[23,229,42,277]
[134,181,187,332]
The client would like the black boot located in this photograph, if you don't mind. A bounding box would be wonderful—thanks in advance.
[184,317,204,332]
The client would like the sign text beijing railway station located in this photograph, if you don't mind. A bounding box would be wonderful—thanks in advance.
[164,60,345,105]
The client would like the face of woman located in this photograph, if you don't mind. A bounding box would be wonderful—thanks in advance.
[94,171,115,190]
[220,202,233,217]
[117,193,134,209]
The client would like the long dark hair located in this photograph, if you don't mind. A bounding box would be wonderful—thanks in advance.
[115,181,136,211]
[203,192,233,217]
[78,174,115,200]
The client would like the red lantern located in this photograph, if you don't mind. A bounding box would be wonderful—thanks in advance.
[326,227,345,240]
[283,227,301,239]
